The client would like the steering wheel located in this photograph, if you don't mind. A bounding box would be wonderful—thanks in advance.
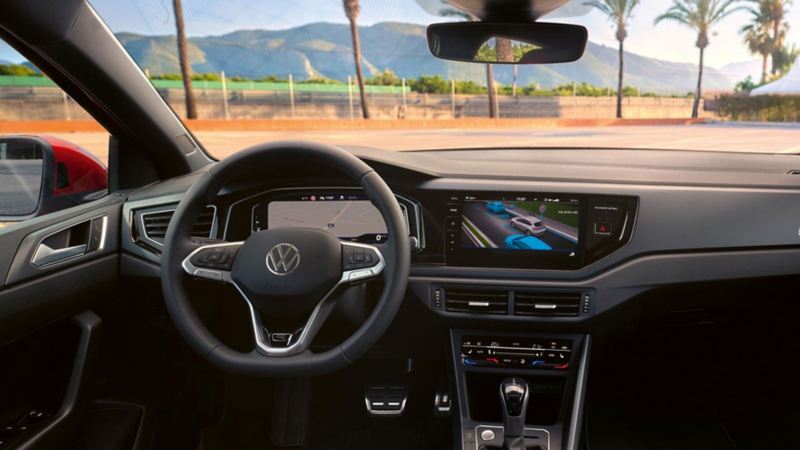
[160,142,410,376]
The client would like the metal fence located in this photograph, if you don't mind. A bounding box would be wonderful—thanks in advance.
[0,75,408,94]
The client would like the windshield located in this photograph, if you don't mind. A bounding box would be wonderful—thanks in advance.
[4,0,800,157]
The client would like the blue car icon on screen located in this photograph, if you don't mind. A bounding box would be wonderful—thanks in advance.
[504,234,552,250]
[486,201,506,214]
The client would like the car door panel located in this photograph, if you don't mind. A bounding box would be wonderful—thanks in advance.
[0,194,123,288]
[0,196,122,449]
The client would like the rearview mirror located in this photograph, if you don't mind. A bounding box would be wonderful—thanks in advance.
[0,136,108,223]
[427,22,587,64]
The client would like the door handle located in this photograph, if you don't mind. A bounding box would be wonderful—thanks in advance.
[32,243,87,267]
[29,215,107,269]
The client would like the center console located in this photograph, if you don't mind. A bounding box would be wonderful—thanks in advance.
[450,330,590,450]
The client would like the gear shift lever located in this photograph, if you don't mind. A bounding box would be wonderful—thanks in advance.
[500,378,529,450]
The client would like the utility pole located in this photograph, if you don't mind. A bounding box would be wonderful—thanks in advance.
[450,79,456,118]
[401,78,407,117]
[172,0,197,119]
[220,70,230,120]
[288,74,296,118]
[348,76,354,119]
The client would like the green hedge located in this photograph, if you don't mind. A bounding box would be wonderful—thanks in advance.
[717,94,800,122]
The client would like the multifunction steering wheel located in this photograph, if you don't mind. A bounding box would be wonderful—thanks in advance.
[160,142,410,376]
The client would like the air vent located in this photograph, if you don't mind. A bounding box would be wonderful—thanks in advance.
[141,206,216,244]
[514,291,581,317]
[445,288,508,315]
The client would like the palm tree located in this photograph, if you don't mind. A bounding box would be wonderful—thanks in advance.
[741,3,773,82]
[655,0,745,118]
[486,38,513,118]
[760,0,791,74]
[343,0,370,119]
[585,0,640,118]
[171,0,197,119]
[486,64,498,117]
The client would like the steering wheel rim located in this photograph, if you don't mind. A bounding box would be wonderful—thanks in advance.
[161,141,410,377]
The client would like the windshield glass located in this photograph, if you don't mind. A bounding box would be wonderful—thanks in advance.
[4,0,800,157]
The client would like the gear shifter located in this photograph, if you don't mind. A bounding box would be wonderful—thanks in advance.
[500,378,529,450]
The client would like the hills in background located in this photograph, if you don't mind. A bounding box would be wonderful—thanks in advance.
[116,21,740,93]
[719,60,763,84]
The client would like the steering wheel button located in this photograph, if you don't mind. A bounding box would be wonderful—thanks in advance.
[193,268,223,281]
[348,269,373,281]
[354,248,366,262]
[205,251,224,262]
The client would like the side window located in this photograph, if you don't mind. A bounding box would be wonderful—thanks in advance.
[0,40,109,227]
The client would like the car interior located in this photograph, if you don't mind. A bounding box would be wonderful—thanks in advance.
[1,1,800,450]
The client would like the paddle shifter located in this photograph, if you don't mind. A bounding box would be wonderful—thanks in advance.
[500,378,529,450]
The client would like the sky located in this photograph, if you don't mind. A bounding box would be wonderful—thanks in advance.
[1,0,799,71]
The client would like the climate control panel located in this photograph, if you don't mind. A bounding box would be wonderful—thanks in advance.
[461,336,572,370]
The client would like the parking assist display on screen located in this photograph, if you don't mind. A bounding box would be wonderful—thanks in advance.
[460,196,580,253]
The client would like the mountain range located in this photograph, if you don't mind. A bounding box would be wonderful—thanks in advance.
[117,21,738,93]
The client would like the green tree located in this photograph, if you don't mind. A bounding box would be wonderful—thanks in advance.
[366,69,401,86]
[735,75,760,91]
[409,75,449,94]
[585,0,640,118]
[771,43,799,75]
[0,64,37,76]
[343,0,370,118]
[257,75,288,83]
[655,0,745,118]
[741,1,774,82]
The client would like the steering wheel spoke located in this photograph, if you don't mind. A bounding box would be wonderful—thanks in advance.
[181,241,243,283]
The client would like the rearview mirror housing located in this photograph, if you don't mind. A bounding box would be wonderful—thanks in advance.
[426,21,587,64]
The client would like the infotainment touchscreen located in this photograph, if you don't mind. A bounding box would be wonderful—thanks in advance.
[461,196,579,253]
[445,193,583,269]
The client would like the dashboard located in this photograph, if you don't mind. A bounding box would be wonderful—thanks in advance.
[121,146,800,325]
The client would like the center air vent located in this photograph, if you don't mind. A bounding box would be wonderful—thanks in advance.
[445,288,509,315]
[140,206,216,245]
[514,291,581,317]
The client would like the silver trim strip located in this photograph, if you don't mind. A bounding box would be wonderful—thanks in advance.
[565,335,591,450]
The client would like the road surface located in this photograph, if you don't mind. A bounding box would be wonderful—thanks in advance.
[461,201,577,251]
[4,123,800,164]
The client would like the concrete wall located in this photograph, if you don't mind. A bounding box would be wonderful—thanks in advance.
[0,86,705,121]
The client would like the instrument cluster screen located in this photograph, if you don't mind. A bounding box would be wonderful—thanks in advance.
[252,191,389,244]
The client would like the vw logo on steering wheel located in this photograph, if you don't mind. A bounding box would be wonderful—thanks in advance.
[266,243,300,275]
